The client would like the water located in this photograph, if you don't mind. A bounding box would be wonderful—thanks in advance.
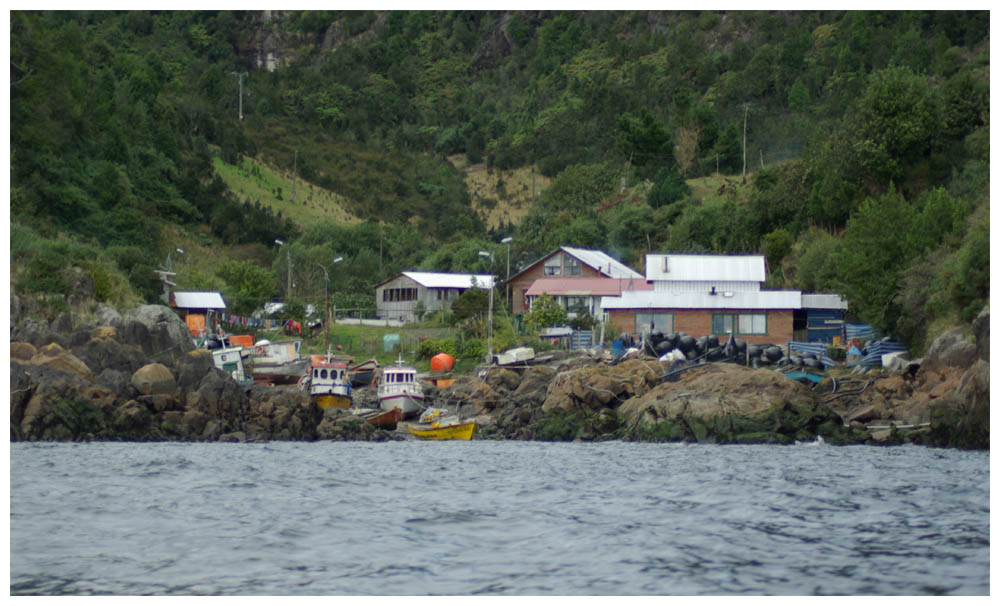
[9,441,989,595]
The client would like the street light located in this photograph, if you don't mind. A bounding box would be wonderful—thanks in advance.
[276,239,292,297]
[478,250,494,364]
[501,236,513,306]
[316,256,344,355]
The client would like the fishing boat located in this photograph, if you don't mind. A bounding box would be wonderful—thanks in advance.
[407,407,477,440]
[351,407,403,429]
[408,420,478,440]
[251,339,309,385]
[210,345,253,387]
[348,358,380,388]
[301,352,352,409]
[377,356,424,419]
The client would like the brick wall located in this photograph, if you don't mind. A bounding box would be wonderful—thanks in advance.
[607,309,795,345]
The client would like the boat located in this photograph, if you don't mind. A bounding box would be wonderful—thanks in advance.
[351,407,403,429]
[251,339,309,385]
[408,421,478,440]
[301,352,352,409]
[377,356,425,419]
[209,345,253,387]
[348,358,380,387]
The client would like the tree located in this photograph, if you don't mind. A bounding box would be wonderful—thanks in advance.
[647,165,690,209]
[523,294,567,333]
[834,187,916,333]
[615,108,675,181]
[216,259,277,316]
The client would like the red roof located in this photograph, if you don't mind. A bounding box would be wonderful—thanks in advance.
[525,277,652,297]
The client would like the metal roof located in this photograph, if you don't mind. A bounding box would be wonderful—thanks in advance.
[801,294,848,310]
[173,291,227,310]
[526,277,652,297]
[561,246,644,279]
[645,254,766,282]
[400,272,495,289]
[601,290,801,310]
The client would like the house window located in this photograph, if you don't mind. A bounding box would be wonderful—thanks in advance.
[636,312,673,334]
[566,296,588,312]
[543,258,561,276]
[713,313,768,336]
[712,314,735,336]
[738,313,767,335]
[565,257,581,276]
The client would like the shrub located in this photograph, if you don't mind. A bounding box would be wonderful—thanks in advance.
[416,337,457,360]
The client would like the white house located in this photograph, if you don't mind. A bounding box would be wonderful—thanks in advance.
[375,271,495,323]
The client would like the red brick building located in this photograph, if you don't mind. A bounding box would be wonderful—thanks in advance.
[506,247,645,316]
[601,254,801,345]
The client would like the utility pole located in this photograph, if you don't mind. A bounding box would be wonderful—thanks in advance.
[291,150,297,204]
[232,71,248,121]
[742,103,749,184]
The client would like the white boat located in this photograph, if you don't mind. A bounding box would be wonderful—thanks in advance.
[301,352,352,409]
[251,339,308,384]
[211,346,252,386]
[377,357,424,419]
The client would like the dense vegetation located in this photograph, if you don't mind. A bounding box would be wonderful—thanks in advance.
[9,10,989,354]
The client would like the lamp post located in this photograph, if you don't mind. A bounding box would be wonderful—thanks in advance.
[275,239,291,298]
[315,256,343,355]
[501,236,513,306]
[478,250,494,364]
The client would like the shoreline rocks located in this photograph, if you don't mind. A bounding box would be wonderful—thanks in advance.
[8,295,989,449]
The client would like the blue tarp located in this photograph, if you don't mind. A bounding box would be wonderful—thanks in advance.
[787,341,840,368]
[846,323,877,341]
[858,339,909,368]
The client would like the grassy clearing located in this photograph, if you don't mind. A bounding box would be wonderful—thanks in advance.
[212,154,361,228]
[449,154,550,230]
[686,172,753,207]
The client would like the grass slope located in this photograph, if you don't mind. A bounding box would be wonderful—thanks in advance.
[449,154,551,231]
[212,155,361,228]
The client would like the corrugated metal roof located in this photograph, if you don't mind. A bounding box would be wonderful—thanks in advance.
[801,294,848,310]
[601,290,801,310]
[561,246,644,279]
[645,254,766,282]
[173,291,227,309]
[526,277,652,297]
[401,272,495,289]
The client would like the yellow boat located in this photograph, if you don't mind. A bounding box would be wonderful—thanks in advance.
[408,421,478,440]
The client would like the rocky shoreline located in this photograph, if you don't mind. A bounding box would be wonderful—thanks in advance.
[9,296,989,449]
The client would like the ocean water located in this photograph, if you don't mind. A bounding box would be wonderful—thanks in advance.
[9,441,989,595]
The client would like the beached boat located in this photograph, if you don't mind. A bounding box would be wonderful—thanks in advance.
[348,358,380,387]
[210,345,253,387]
[351,407,403,429]
[408,421,478,440]
[377,357,424,419]
[302,353,352,409]
[251,339,308,385]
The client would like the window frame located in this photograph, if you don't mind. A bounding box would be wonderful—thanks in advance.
[635,312,673,334]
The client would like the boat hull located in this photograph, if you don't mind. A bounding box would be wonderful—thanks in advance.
[379,394,423,418]
[408,422,477,440]
[315,394,352,409]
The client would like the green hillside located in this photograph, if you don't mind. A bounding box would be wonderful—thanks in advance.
[9,10,989,353]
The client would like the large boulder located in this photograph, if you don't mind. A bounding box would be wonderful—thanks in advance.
[12,361,116,441]
[11,341,37,361]
[131,363,177,395]
[245,385,322,441]
[116,305,195,365]
[185,371,249,436]
[29,343,95,382]
[70,331,149,376]
[542,358,667,414]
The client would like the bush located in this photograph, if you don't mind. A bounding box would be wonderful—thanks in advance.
[460,337,485,361]
[417,337,457,360]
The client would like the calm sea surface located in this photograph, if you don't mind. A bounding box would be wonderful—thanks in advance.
[9,441,989,596]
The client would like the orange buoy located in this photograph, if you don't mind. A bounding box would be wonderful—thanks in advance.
[430,352,455,372]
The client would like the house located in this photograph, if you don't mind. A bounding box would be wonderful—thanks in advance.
[170,290,227,337]
[506,246,645,316]
[375,271,495,323]
[601,254,802,345]
[524,277,652,320]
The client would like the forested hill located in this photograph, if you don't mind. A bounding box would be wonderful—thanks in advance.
[9,10,990,353]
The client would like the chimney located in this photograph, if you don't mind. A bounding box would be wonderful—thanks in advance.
[710,286,717,296]
[663,256,669,272]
